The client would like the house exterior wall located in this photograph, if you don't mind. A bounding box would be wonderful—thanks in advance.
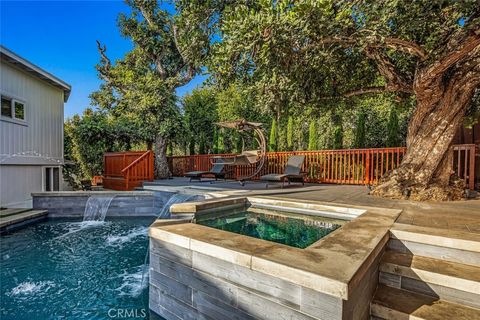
[0,165,45,207]
[1,61,64,163]
[0,60,65,207]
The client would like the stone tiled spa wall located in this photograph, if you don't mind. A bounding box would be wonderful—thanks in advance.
[32,191,175,218]
[149,237,380,320]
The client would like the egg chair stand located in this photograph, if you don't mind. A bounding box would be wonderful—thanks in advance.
[212,119,267,186]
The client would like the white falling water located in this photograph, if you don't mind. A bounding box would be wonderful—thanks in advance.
[140,193,202,291]
[83,195,115,221]
[156,193,199,219]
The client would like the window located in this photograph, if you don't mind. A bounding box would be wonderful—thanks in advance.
[1,96,12,117]
[1,95,26,121]
[44,167,60,191]
[14,101,25,120]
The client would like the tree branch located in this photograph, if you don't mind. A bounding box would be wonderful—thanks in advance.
[300,36,427,60]
[344,86,392,97]
[420,30,480,83]
[365,48,413,94]
[137,1,195,86]
[382,38,427,61]
[95,40,127,94]
[317,85,411,100]
[138,3,161,34]
[136,3,167,79]
[96,40,111,69]
[172,23,195,86]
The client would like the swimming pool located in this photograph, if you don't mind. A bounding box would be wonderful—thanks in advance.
[196,209,343,248]
[0,218,163,320]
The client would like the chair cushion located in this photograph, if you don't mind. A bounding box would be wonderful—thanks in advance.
[260,174,287,181]
[185,171,208,177]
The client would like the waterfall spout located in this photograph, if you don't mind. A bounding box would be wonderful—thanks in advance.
[156,193,200,219]
[83,195,115,221]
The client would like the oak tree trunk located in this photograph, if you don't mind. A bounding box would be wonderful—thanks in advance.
[371,66,477,201]
[154,135,171,179]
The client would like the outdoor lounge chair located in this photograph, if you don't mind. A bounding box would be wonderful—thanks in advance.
[260,155,306,188]
[185,161,226,182]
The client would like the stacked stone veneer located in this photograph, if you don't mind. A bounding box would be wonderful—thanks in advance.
[149,237,381,320]
[32,191,175,218]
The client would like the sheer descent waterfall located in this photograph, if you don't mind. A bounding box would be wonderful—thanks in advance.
[83,195,115,221]
[156,193,200,219]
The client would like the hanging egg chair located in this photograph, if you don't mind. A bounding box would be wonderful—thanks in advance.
[213,119,267,185]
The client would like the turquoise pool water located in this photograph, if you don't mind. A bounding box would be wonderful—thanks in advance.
[197,211,341,248]
[0,218,163,320]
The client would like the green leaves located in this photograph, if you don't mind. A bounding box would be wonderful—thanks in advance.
[182,87,218,154]
[386,107,400,147]
[64,109,147,180]
[269,118,278,151]
[308,120,317,151]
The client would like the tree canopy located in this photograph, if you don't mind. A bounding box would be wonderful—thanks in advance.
[66,0,479,200]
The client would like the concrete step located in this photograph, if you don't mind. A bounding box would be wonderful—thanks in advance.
[0,208,31,217]
[388,223,480,266]
[0,210,48,233]
[370,285,480,320]
[379,251,480,308]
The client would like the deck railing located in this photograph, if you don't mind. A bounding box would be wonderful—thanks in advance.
[103,150,154,190]
[168,147,408,185]
[168,145,477,189]
[452,144,476,190]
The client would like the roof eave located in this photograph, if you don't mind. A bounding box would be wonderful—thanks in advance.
[0,45,72,102]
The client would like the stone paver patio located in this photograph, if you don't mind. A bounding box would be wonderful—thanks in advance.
[144,178,480,235]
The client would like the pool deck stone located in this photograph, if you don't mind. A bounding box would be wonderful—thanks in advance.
[371,284,480,320]
[144,179,480,235]
[0,209,48,233]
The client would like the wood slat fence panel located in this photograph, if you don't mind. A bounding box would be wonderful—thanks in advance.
[452,144,476,191]
[102,144,475,190]
[167,147,408,185]
[104,150,154,190]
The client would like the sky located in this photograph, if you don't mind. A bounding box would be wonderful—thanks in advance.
[0,0,207,118]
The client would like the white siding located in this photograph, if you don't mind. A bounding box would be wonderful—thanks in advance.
[0,60,66,207]
[0,61,64,165]
[0,165,43,207]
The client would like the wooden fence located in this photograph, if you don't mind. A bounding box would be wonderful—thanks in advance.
[453,144,476,190]
[103,150,154,190]
[168,147,407,185]
[168,145,477,189]
[100,145,475,190]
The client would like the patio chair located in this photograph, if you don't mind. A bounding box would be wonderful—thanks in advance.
[185,161,226,182]
[260,155,306,188]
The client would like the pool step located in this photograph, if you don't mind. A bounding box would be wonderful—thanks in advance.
[0,208,31,217]
[371,222,480,319]
[379,251,480,309]
[388,223,480,266]
[370,284,480,320]
[0,209,48,234]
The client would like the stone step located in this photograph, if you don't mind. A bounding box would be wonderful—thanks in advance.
[0,208,31,217]
[390,224,480,253]
[379,251,480,308]
[0,210,48,233]
[388,223,480,266]
[370,285,480,320]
